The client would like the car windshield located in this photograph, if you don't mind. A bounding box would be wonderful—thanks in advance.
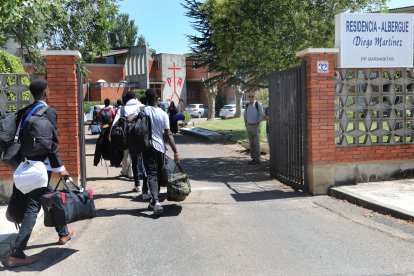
[222,105,235,109]
[187,104,197,109]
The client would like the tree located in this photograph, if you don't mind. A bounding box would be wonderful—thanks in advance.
[108,13,139,48]
[186,0,388,89]
[2,0,119,72]
[137,35,147,47]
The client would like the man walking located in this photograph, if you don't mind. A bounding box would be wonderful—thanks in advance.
[7,80,74,268]
[111,91,145,191]
[142,88,180,215]
[243,91,264,165]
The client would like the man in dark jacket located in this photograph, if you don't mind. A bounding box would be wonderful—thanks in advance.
[6,80,74,268]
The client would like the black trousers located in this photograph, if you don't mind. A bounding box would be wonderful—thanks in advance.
[11,172,69,258]
[130,153,144,187]
[142,147,164,201]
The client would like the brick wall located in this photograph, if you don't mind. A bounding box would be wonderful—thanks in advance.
[89,86,128,102]
[299,49,414,194]
[86,64,125,83]
[44,53,81,182]
[303,52,414,165]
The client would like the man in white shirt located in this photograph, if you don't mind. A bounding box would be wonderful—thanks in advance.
[142,88,180,215]
[111,91,145,191]
[243,91,264,165]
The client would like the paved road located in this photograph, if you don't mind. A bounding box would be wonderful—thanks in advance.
[1,133,414,275]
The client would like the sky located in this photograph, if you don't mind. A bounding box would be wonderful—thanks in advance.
[118,0,414,55]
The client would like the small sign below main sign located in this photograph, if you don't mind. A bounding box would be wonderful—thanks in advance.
[317,61,329,73]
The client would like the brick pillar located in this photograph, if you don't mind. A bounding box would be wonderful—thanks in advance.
[43,50,82,183]
[296,48,339,194]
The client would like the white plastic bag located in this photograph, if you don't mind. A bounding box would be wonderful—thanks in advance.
[13,160,48,194]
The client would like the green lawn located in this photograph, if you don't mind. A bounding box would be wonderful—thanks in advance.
[193,117,267,143]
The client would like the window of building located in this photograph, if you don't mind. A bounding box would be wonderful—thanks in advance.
[192,61,198,70]
[150,83,162,98]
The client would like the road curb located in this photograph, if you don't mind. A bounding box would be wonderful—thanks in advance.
[330,187,414,221]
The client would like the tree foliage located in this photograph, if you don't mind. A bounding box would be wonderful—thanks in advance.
[1,0,120,72]
[185,0,388,89]
[108,13,139,48]
[0,50,25,74]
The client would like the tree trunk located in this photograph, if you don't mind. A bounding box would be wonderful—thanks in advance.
[234,85,244,118]
[206,85,217,120]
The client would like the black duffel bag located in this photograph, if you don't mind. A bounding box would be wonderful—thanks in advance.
[41,178,96,227]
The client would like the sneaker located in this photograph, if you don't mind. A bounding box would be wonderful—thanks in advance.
[132,185,141,192]
[6,255,39,268]
[142,193,151,200]
[58,228,74,245]
[148,200,163,215]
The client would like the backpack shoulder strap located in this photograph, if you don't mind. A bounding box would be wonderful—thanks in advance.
[35,105,50,116]
[121,106,125,117]
[21,103,45,128]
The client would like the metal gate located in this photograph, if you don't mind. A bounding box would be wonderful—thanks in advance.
[0,73,41,114]
[76,64,87,188]
[268,62,307,191]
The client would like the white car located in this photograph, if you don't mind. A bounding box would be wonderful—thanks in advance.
[184,104,209,118]
[85,105,105,124]
[219,104,236,119]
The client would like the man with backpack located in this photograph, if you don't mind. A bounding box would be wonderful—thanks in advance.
[243,91,264,165]
[93,99,116,166]
[6,80,74,268]
[141,88,180,215]
[96,98,115,128]
[110,91,145,192]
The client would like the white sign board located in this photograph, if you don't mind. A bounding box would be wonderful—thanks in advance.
[335,13,414,68]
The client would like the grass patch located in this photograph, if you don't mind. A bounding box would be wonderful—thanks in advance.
[193,117,267,143]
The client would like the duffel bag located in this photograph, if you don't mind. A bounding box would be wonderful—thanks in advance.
[166,161,191,202]
[41,178,96,227]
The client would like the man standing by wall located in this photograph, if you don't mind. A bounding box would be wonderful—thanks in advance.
[243,91,264,165]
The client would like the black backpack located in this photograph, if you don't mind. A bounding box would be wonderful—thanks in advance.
[126,111,152,154]
[110,107,128,151]
[20,105,53,157]
[0,111,17,152]
[100,108,113,125]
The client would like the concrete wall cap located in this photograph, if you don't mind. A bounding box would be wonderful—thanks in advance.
[296,48,339,58]
[41,50,82,59]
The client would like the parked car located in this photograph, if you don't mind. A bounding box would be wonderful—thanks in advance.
[85,105,105,124]
[219,104,237,119]
[158,101,170,112]
[184,104,209,118]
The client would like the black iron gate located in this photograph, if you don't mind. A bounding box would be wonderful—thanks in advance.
[76,64,87,188]
[268,62,307,191]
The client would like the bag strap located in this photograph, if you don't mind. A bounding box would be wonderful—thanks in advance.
[174,160,184,173]
[21,103,45,129]
[34,105,50,116]
[121,106,125,118]
[54,177,81,192]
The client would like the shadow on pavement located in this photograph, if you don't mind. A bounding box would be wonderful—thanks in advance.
[96,204,182,219]
[0,248,78,272]
[87,176,132,182]
[230,189,306,202]
[94,190,136,200]
[180,157,271,183]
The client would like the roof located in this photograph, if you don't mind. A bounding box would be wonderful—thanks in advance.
[388,5,414,13]
[102,48,129,57]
